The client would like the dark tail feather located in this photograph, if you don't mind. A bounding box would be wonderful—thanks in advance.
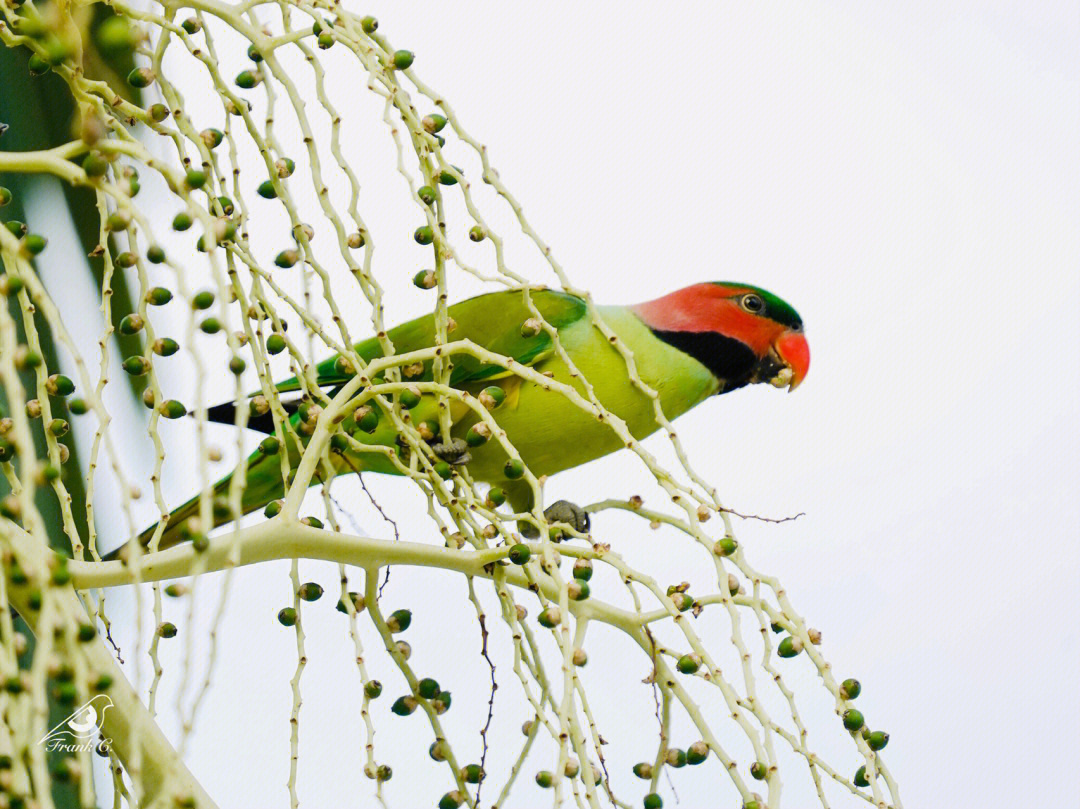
[205,400,282,434]
[104,452,288,560]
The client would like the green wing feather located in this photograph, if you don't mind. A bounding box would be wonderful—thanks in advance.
[279,287,586,393]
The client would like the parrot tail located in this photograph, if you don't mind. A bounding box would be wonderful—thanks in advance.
[103,452,288,561]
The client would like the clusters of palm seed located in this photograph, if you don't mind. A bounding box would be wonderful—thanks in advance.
[0,3,897,809]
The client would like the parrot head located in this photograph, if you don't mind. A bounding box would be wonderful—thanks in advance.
[631,282,809,393]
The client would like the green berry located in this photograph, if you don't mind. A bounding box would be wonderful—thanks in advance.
[159,400,187,419]
[423,114,447,133]
[318,31,334,49]
[235,70,258,89]
[686,741,708,765]
[173,212,193,231]
[275,249,299,268]
[149,103,169,123]
[676,654,701,674]
[503,458,524,479]
[508,544,531,565]
[257,180,277,199]
[417,677,440,699]
[573,558,593,581]
[28,53,51,75]
[277,607,297,626]
[413,270,436,289]
[462,763,484,784]
[777,636,802,658]
[0,187,11,206]
[842,709,864,732]
[715,537,738,556]
[122,356,150,376]
[414,225,434,245]
[22,234,46,255]
[185,169,207,189]
[643,794,663,809]
[465,424,490,447]
[157,622,177,638]
[418,185,436,205]
[200,318,221,334]
[480,385,505,408]
[392,50,414,70]
[68,398,89,415]
[537,607,560,629]
[146,245,166,264]
[77,624,97,642]
[266,333,287,354]
[387,609,412,632]
[468,225,485,242]
[569,581,590,601]
[229,357,245,375]
[438,167,461,185]
[361,16,377,33]
[432,690,451,711]
[750,761,767,780]
[298,582,323,602]
[364,680,382,698]
[854,765,869,788]
[46,374,75,397]
[82,152,110,177]
[391,696,417,716]
[840,678,861,699]
[127,67,154,88]
[147,286,173,305]
[535,771,553,789]
[867,730,889,751]
[202,128,223,148]
[487,487,506,506]
[104,209,129,232]
[264,500,283,518]
[181,17,202,34]
[438,792,462,809]
[192,290,215,309]
[215,196,234,215]
[247,44,263,62]
[433,460,452,480]
[355,407,379,433]
[96,16,135,54]
[153,337,179,357]
[119,314,143,335]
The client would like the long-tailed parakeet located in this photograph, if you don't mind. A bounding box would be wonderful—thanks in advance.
[115,282,808,556]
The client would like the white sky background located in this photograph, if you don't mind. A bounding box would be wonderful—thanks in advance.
[45,1,1075,807]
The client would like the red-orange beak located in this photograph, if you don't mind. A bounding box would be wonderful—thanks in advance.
[773,330,810,392]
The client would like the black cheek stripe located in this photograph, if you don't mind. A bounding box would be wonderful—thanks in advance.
[650,330,758,392]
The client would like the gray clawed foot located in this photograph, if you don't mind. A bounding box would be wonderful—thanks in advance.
[519,500,590,539]
[431,437,471,466]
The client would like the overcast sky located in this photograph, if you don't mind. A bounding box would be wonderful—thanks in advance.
[52,2,1078,807]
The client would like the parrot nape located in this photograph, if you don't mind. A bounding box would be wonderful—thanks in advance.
[111,282,808,558]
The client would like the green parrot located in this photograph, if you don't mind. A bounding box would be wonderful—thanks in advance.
[114,281,808,557]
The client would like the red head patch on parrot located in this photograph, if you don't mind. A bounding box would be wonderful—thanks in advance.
[631,282,809,392]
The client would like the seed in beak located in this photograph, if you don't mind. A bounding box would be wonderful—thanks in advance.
[769,367,793,388]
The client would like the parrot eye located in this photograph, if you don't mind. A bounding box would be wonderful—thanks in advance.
[740,293,765,314]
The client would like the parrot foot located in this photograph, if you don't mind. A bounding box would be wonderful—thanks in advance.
[431,438,471,466]
[519,500,591,540]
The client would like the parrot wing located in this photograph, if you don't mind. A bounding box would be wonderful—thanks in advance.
[207,288,586,432]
